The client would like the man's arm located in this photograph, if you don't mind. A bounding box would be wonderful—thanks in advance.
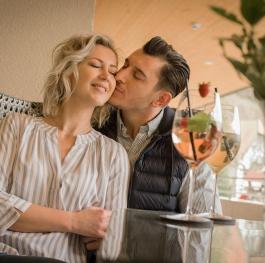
[177,162,223,214]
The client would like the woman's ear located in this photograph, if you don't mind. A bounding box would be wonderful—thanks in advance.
[152,91,173,107]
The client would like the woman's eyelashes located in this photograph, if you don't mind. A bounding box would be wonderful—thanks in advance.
[89,62,116,76]
[90,62,101,68]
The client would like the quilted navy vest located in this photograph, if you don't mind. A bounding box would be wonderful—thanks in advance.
[98,107,189,212]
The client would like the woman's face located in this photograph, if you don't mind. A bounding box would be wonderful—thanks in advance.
[71,44,117,107]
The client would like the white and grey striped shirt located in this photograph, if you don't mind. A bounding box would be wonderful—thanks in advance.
[0,113,130,263]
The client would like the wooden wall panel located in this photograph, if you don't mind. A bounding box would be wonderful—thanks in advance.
[94,0,264,106]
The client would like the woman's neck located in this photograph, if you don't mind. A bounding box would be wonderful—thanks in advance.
[45,100,94,136]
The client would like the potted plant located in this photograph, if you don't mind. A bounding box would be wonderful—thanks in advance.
[210,0,265,205]
[210,0,265,100]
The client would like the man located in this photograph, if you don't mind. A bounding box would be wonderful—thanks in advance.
[99,36,221,213]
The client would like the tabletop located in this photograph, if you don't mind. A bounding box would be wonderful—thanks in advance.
[94,209,265,263]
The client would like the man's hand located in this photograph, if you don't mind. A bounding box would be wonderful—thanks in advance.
[82,237,102,251]
[70,207,111,238]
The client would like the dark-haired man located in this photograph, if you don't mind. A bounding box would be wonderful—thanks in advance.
[99,36,221,213]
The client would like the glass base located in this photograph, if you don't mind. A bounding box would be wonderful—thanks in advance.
[160,213,212,227]
[199,212,236,225]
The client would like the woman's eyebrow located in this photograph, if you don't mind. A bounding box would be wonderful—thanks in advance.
[87,57,117,68]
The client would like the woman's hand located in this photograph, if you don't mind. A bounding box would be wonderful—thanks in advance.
[70,207,111,238]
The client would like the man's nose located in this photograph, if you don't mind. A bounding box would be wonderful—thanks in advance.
[115,68,127,83]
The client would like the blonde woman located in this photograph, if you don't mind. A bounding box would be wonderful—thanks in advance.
[0,34,129,263]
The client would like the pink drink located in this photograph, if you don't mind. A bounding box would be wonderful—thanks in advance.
[172,124,221,165]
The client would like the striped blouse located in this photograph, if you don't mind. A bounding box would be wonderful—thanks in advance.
[0,113,130,263]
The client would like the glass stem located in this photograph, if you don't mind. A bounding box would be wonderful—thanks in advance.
[183,228,190,263]
[185,168,195,215]
[210,172,217,215]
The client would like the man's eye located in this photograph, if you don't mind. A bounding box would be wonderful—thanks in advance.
[133,72,142,80]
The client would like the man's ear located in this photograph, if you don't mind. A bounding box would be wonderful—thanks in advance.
[152,91,173,107]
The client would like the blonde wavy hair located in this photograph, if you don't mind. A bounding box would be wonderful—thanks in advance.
[42,34,117,127]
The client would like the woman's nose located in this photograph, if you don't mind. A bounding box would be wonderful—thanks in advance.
[99,67,109,80]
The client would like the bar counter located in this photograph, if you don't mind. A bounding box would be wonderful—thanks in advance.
[94,209,265,263]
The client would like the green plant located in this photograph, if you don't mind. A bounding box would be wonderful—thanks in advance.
[210,0,265,100]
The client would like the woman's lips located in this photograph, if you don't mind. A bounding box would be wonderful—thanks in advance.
[92,83,107,92]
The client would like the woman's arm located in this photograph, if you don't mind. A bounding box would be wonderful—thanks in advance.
[0,115,110,238]
[85,143,129,251]
[10,204,111,238]
[104,143,130,210]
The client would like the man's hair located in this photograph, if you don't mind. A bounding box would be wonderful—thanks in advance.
[42,34,117,117]
[143,36,190,97]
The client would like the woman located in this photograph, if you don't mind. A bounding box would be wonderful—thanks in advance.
[0,34,129,263]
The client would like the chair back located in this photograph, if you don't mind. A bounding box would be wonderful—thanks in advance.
[0,92,43,120]
[0,255,66,262]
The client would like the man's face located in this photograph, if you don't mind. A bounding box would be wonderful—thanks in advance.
[109,49,166,111]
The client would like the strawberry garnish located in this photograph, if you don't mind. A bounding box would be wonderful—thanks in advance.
[198,82,210,97]
[179,118,188,128]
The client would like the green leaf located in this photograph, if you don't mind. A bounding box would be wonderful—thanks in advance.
[231,34,245,49]
[248,77,265,99]
[241,0,265,25]
[254,86,265,99]
[225,56,248,75]
[188,112,211,132]
[247,38,257,52]
[259,35,265,47]
[210,5,243,25]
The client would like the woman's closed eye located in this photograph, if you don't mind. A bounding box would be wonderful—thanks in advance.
[90,62,101,68]
[89,63,116,76]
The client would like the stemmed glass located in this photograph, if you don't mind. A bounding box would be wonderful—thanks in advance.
[164,223,212,263]
[162,88,222,224]
[201,105,241,222]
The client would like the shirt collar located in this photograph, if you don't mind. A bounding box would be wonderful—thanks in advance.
[117,108,164,137]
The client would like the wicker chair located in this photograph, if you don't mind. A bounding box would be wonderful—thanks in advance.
[0,92,43,120]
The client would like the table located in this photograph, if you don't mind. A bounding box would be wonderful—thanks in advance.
[94,209,265,263]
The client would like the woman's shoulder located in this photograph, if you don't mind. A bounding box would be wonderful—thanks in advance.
[0,113,37,140]
[1,112,34,128]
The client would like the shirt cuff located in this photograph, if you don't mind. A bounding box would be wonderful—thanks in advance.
[0,192,32,234]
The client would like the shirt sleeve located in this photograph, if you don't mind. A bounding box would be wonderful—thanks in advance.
[104,143,130,210]
[99,143,129,260]
[0,114,32,233]
[177,162,223,214]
